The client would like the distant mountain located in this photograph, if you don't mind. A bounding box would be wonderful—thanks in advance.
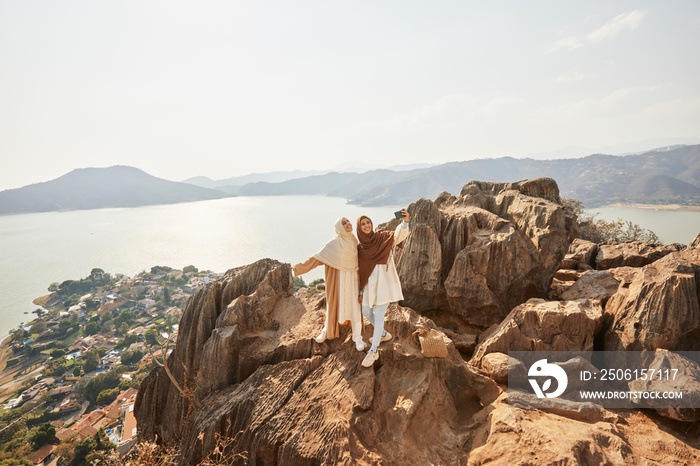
[182,170,324,194]
[236,145,700,207]
[0,166,232,215]
[182,164,435,194]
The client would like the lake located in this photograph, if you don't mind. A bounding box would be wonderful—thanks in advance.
[0,196,698,339]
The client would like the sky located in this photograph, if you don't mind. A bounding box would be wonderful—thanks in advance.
[1,1,699,190]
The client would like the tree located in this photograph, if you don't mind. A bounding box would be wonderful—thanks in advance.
[48,282,60,293]
[145,329,158,346]
[120,349,144,366]
[29,321,47,335]
[58,319,71,335]
[89,268,105,286]
[96,387,119,406]
[83,322,100,336]
[83,371,120,406]
[183,265,198,274]
[117,322,129,336]
[29,423,56,450]
[163,287,171,305]
[83,349,100,374]
[293,276,306,291]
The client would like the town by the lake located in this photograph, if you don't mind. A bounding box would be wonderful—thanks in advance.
[0,266,223,465]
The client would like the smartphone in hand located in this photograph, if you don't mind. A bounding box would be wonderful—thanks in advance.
[394,210,404,219]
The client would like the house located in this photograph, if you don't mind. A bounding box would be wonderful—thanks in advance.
[56,428,77,442]
[76,424,98,440]
[27,444,57,466]
[121,403,137,443]
[137,299,156,310]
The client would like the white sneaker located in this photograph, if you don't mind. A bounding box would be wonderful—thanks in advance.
[315,331,327,343]
[354,339,365,351]
[369,331,392,345]
[361,349,379,367]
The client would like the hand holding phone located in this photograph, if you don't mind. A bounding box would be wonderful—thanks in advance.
[394,208,409,222]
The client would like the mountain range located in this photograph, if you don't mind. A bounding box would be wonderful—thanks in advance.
[1,145,699,215]
[0,166,231,215]
[230,145,700,207]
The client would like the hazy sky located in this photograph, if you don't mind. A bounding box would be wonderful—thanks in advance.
[1,1,699,190]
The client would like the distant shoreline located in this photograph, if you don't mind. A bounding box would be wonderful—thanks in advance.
[600,203,700,212]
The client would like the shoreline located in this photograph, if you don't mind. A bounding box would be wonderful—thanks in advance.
[600,203,700,212]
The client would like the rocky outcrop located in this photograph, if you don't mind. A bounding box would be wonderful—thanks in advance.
[469,298,603,371]
[395,177,577,327]
[135,259,500,465]
[595,241,683,270]
[603,247,700,351]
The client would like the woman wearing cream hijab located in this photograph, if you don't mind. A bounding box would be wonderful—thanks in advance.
[293,217,365,351]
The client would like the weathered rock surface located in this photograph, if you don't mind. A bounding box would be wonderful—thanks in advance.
[560,269,620,301]
[689,232,700,249]
[395,177,577,327]
[562,238,598,270]
[595,241,684,270]
[628,350,700,423]
[468,396,700,465]
[603,247,700,351]
[470,298,603,370]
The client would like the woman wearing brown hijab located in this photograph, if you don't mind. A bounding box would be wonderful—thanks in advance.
[357,208,410,367]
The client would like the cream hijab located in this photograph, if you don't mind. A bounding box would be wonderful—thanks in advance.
[313,218,359,272]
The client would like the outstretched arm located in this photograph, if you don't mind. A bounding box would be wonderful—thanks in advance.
[292,257,323,276]
[394,208,410,245]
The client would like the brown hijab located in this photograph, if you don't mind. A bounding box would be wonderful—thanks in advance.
[357,215,395,292]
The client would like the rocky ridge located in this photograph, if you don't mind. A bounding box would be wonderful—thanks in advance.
[135,181,700,465]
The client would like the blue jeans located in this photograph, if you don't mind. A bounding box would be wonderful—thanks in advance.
[362,303,388,352]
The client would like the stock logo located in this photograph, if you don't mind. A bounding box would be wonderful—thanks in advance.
[528,359,568,399]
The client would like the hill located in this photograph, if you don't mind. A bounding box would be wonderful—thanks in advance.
[0,166,232,215]
[237,145,700,207]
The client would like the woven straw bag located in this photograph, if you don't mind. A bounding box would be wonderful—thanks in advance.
[412,328,448,358]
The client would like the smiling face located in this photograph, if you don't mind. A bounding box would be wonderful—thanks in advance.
[360,217,373,235]
[341,217,352,233]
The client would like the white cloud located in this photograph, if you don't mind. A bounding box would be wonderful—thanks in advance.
[548,10,648,53]
[547,36,583,53]
[587,10,648,43]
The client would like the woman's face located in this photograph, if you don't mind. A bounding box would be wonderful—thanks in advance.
[360,217,373,235]
[341,217,352,233]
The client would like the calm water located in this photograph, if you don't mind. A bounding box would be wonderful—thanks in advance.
[1,197,698,339]
[585,207,700,245]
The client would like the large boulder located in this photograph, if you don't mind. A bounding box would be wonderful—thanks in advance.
[396,178,577,327]
[603,248,700,351]
[595,241,683,270]
[628,350,700,423]
[468,397,700,465]
[469,298,603,371]
[560,270,620,301]
[562,238,598,270]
